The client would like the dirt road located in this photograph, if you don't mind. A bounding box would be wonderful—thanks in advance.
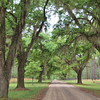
[42,80,100,100]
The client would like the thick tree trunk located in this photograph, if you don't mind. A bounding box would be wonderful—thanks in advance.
[16,0,49,87]
[0,0,30,97]
[16,64,25,88]
[0,71,8,98]
[77,70,82,84]
[0,55,9,98]
[0,2,9,98]
[38,65,44,83]
[16,53,26,88]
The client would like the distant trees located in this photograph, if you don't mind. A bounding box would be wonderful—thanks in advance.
[71,41,92,84]
[83,53,100,80]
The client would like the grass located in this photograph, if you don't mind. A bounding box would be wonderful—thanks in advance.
[8,79,100,99]
[64,79,100,97]
[8,79,51,100]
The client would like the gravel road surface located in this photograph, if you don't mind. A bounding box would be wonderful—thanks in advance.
[42,80,100,100]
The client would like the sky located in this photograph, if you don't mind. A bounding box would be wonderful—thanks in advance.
[14,0,59,32]
[48,14,59,32]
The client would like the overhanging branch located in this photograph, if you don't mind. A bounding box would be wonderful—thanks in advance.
[36,0,49,37]
[25,0,49,55]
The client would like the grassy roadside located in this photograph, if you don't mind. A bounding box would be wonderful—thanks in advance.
[64,80,100,98]
[8,79,51,100]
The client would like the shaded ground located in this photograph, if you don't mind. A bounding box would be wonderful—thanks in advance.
[14,88,30,91]
[42,80,100,100]
[8,87,48,100]
[9,79,50,100]
[79,87,100,98]
[31,88,48,100]
[65,79,100,98]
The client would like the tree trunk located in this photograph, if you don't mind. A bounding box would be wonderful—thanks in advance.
[0,71,8,98]
[0,0,30,97]
[38,65,44,83]
[38,71,44,83]
[16,52,26,88]
[32,77,34,85]
[16,64,25,88]
[16,0,49,87]
[0,2,9,98]
[0,57,8,98]
[63,76,66,80]
[47,75,50,80]
[62,73,67,80]
[86,67,88,79]
[77,70,82,84]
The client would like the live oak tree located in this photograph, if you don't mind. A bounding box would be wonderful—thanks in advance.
[0,0,30,98]
[70,41,92,84]
[23,34,48,83]
[51,0,100,83]
[0,0,49,97]
[56,40,92,84]
[52,0,100,53]
[52,22,93,83]
[16,0,49,88]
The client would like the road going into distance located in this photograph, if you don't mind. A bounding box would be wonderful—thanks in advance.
[42,80,100,100]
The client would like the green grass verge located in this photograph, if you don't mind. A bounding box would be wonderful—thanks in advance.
[64,80,100,97]
[8,80,50,100]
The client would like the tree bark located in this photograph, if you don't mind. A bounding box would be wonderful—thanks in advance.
[6,0,28,77]
[77,70,82,84]
[16,50,26,88]
[86,67,88,79]
[0,68,8,98]
[0,73,8,98]
[0,2,8,98]
[63,74,67,80]
[38,65,44,83]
